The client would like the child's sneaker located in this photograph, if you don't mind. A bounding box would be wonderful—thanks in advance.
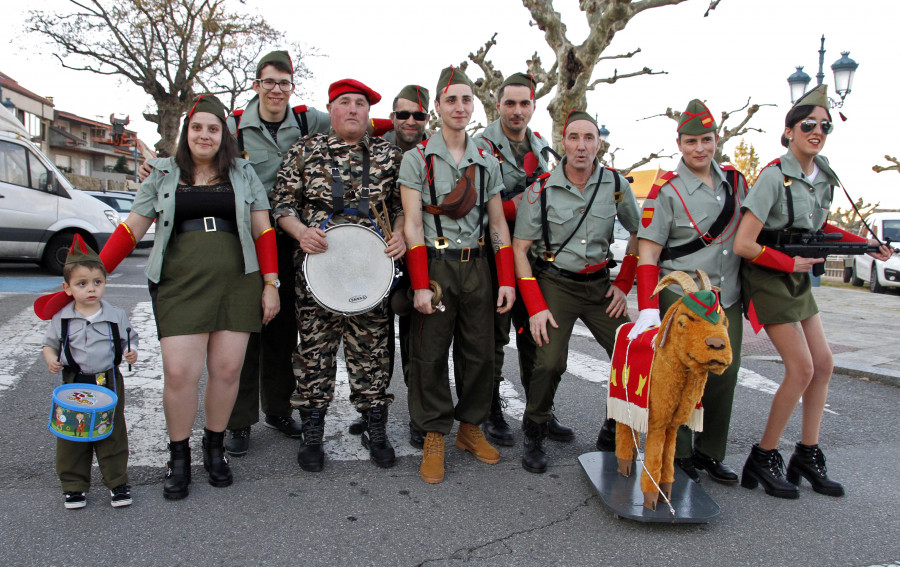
[109,484,132,508]
[64,491,86,509]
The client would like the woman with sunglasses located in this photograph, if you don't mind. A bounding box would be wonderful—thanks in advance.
[121,94,280,500]
[733,85,891,499]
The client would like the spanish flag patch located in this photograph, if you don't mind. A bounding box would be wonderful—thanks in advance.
[641,208,654,228]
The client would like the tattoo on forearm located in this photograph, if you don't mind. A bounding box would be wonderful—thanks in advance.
[491,231,502,252]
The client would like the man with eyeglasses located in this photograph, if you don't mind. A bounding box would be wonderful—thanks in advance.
[622,99,748,485]
[222,50,331,457]
[472,73,562,448]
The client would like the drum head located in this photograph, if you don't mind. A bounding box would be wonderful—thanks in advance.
[303,224,395,315]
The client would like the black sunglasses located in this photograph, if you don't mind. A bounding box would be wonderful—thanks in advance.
[799,119,833,134]
[394,110,428,121]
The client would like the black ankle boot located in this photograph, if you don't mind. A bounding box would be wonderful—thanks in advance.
[595,418,616,451]
[362,406,395,468]
[297,407,327,472]
[483,382,514,447]
[163,438,191,500]
[741,444,799,499]
[202,428,233,488]
[547,413,575,443]
[786,442,845,497]
[521,417,549,474]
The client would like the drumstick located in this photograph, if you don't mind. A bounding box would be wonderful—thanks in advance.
[126,328,132,372]
[374,200,393,241]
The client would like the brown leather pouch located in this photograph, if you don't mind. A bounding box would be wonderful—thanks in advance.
[423,165,477,219]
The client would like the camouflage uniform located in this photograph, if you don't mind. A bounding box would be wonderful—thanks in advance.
[271,132,402,411]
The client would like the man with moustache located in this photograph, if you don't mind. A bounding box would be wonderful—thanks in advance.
[271,79,406,472]
[512,111,639,473]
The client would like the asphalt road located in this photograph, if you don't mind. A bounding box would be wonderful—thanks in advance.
[0,252,898,567]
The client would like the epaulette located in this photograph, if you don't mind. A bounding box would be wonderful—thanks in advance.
[419,138,430,149]
[231,109,244,118]
[293,105,308,114]
[763,158,782,169]
[478,147,486,157]
[719,164,737,172]
[534,132,542,139]
[646,170,677,200]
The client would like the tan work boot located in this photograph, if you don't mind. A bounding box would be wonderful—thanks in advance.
[420,432,445,484]
[455,422,501,464]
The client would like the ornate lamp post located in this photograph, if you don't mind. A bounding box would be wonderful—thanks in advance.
[787,35,859,108]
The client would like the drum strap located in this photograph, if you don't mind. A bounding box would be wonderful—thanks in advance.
[539,167,610,262]
[60,319,123,376]
[426,154,486,248]
[328,144,371,220]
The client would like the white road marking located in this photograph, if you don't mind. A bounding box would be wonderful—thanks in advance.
[0,306,47,393]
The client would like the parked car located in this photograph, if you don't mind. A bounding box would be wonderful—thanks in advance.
[84,190,154,248]
[0,107,120,274]
[608,219,630,276]
[842,212,900,293]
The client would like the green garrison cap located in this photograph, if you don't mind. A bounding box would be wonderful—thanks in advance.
[793,84,829,110]
[186,94,227,123]
[435,66,473,101]
[677,99,717,135]
[65,234,102,266]
[256,50,293,77]
[500,72,535,98]
[396,85,430,111]
[562,110,598,135]
[682,290,722,324]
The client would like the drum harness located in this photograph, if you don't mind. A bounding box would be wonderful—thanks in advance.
[58,318,122,395]
[310,143,387,238]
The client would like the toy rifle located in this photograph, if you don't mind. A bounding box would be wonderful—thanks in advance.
[762,230,895,276]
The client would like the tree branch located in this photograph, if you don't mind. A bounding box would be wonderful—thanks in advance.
[872,155,900,174]
[586,67,667,90]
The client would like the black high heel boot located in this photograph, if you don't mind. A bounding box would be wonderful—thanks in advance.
[786,442,845,497]
[163,438,191,500]
[202,428,233,487]
[740,444,799,499]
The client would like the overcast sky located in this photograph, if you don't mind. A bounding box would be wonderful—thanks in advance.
[3,0,898,208]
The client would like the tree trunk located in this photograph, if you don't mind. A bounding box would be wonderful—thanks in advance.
[154,103,185,158]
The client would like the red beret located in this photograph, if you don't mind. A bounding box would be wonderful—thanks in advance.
[328,79,381,105]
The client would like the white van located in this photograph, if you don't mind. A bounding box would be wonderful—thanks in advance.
[0,106,120,274]
[843,212,900,293]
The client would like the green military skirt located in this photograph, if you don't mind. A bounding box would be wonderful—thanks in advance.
[740,261,818,325]
[153,230,263,338]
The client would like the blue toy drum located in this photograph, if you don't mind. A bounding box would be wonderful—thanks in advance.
[48,384,118,442]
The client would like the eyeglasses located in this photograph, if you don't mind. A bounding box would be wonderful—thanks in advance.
[257,79,294,91]
[394,110,428,121]
[798,119,833,134]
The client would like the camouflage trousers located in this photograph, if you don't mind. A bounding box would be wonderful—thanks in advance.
[291,279,394,412]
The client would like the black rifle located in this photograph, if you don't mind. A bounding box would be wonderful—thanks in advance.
[763,231,893,276]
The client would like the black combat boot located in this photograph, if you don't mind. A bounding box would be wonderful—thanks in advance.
[409,421,425,449]
[483,382,514,447]
[595,418,616,451]
[741,444,799,499]
[297,407,327,472]
[348,415,367,435]
[202,428,233,488]
[521,417,549,474]
[786,442,845,497]
[224,426,250,457]
[163,438,191,500]
[547,412,575,443]
[362,405,396,468]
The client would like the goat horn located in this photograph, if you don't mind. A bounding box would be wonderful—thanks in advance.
[695,269,712,291]
[651,270,698,298]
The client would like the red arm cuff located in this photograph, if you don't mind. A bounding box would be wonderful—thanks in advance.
[495,245,515,288]
[822,222,867,243]
[750,246,795,273]
[517,277,548,316]
[407,245,429,289]
[255,227,278,275]
[612,253,638,294]
[636,264,661,310]
[502,199,517,222]
[99,222,137,273]
[371,118,394,137]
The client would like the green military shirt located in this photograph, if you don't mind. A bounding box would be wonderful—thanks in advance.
[742,150,838,233]
[639,159,747,307]
[475,120,551,197]
[399,132,505,250]
[514,158,640,274]
[226,96,330,193]
[270,133,403,234]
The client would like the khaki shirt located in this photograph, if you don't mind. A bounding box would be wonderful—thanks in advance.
[43,300,139,374]
[514,158,640,274]
[475,120,551,198]
[742,151,838,232]
[639,159,747,307]
[226,96,330,193]
[399,131,505,249]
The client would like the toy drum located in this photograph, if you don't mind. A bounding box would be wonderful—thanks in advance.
[48,384,118,442]
[302,224,399,315]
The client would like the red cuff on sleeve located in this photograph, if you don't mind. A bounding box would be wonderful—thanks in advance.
[495,245,515,288]
[517,277,548,316]
[636,264,661,311]
[612,253,638,294]
[99,222,137,273]
[255,227,278,275]
[502,199,517,222]
[822,222,867,243]
[750,246,795,273]
[406,245,430,290]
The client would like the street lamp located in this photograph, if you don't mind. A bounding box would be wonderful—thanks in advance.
[131,143,141,183]
[598,124,610,143]
[787,35,859,108]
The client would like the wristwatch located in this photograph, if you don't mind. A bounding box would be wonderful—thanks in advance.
[264,279,281,289]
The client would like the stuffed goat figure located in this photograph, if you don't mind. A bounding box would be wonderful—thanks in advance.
[613,270,732,510]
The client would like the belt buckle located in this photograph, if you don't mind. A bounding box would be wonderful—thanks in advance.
[360,187,371,198]
[203,217,216,232]
[478,236,485,246]
[542,250,556,262]
[434,237,449,249]
[460,247,471,263]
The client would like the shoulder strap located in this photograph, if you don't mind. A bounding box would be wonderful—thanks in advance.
[542,168,606,261]
[659,169,738,262]
[60,318,82,375]
[425,153,445,246]
[292,105,309,137]
[108,322,123,367]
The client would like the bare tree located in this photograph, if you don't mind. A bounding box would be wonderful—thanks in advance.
[28,0,312,156]
[873,155,900,174]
